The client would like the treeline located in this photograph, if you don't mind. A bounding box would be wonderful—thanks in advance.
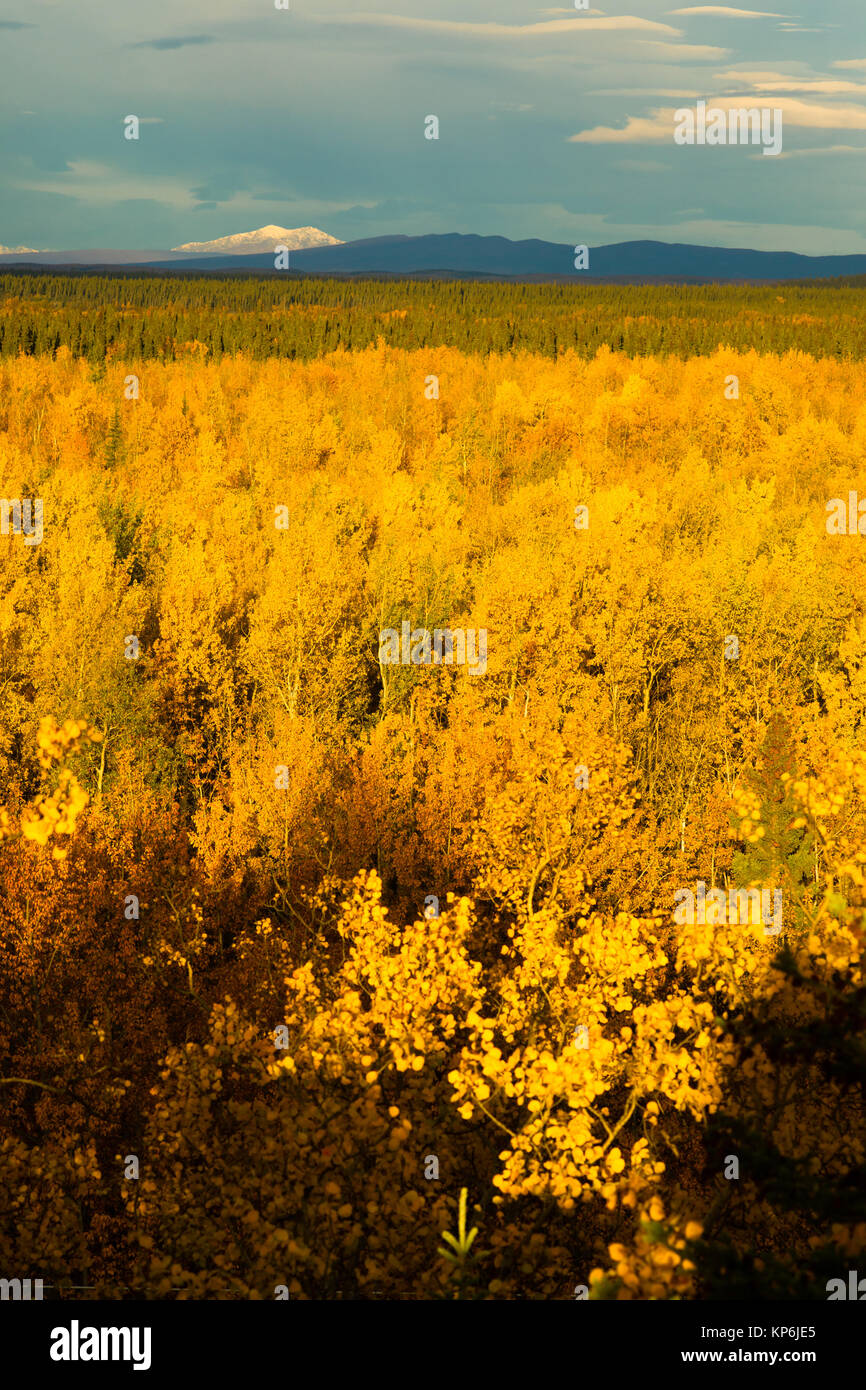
[1,270,865,361]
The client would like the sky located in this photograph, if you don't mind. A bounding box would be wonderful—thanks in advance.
[1,0,865,252]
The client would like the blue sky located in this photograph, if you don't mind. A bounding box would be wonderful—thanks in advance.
[1,1,864,251]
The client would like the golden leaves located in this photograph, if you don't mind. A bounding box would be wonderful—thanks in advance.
[3,717,101,856]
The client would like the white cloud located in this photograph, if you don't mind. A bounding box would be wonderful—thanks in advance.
[16,164,196,209]
[569,113,680,145]
[766,143,866,159]
[590,89,706,97]
[634,40,732,59]
[317,13,682,39]
[13,163,377,217]
[668,6,785,15]
[714,70,866,94]
[569,97,866,145]
[729,96,866,128]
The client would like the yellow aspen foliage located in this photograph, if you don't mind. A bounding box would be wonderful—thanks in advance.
[1,329,866,1299]
[2,717,101,858]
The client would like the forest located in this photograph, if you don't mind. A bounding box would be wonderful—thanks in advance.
[2,269,866,361]
[0,272,865,1299]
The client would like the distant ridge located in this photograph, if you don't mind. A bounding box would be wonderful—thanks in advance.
[3,232,866,282]
[140,234,866,282]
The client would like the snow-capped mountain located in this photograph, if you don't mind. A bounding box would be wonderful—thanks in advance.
[0,244,40,255]
[171,226,343,255]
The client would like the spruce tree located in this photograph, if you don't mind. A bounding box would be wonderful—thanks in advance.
[105,405,125,469]
[729,713,818,937]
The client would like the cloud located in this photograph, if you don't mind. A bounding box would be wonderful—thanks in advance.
[768,143,866,160]
[731,97,866,129]
[634,40,732,60]
[315,13,682,39]
[834,60,866,70]
[569,113,682,145]
[12,161,379,225]
[714,70,866,94]
[568,97,866,145]
[668,6,785,15]
[132,35,215,51]
[590,89,706,98]
[15,163,208,210]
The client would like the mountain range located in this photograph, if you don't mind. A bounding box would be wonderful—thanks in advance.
[2,226,866,281]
